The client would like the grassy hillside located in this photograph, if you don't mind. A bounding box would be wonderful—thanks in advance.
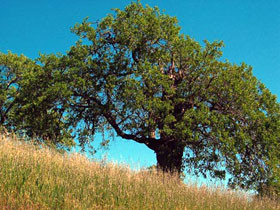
[0,134,279,210]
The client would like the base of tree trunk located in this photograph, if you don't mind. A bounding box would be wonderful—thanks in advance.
[155,141,184,174]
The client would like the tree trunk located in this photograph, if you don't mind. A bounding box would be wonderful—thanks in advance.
[155,141,184,174]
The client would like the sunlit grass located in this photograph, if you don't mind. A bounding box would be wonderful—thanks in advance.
[0,133,279,209]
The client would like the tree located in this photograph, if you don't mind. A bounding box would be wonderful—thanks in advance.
[0,52,74,150]
[1,1,279,194]
[53,2,279,193]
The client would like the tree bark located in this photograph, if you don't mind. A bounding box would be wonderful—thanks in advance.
[155,140,184,174]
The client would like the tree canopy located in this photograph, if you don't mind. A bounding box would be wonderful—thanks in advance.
[0,52,74,150]
[0,1,279,195]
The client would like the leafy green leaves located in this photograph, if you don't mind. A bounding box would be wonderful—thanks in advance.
[0,52,75,150]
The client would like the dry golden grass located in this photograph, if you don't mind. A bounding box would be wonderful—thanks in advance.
[0,133,279,209]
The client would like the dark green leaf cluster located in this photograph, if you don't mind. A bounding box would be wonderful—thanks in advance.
[0,52,74,150]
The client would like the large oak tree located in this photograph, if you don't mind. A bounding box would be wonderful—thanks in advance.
[0,2,279,194]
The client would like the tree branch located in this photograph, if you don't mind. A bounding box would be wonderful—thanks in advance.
[103,111,160,150]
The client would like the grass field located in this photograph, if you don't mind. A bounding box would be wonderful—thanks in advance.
[0,133,279,209]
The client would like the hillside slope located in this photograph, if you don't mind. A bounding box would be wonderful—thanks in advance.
[0,134,278,210]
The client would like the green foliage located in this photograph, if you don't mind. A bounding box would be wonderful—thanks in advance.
[0,1,279,196]
[60,1,280,193]
[0,52,74,150]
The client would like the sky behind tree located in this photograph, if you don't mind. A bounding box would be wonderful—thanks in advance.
[1,0,279,181]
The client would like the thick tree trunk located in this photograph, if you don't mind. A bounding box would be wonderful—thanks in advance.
[155,141,184,174]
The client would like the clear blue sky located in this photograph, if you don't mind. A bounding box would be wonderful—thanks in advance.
[1,0,279,181]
